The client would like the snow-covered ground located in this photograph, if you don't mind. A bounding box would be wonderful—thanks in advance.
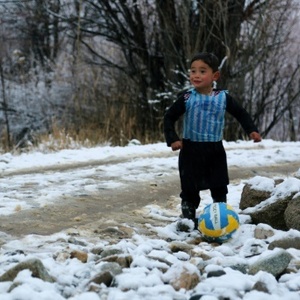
[0,139,300,299]
[0,139,298,216]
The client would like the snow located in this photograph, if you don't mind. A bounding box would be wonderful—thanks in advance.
[1,139,300,299]
[247,176,275,192]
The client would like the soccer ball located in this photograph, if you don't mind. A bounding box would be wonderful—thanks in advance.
[198,202,240,243]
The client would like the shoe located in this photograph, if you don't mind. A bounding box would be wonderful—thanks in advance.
[176,219,194,232]
[176,218,198,232]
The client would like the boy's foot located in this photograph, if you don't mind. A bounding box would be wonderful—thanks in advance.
[176,218,198,232]
[176,219,192,232]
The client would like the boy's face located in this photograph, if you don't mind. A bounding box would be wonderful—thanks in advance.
[189,59,220,94]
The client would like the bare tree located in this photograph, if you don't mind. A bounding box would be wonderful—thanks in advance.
[58,0,252,137]
[0,0,62,73]
[1,0,299,148]
[0,0,69,150]
[49,0,299,141]
[0,61,12,149]
[225,0,300,140]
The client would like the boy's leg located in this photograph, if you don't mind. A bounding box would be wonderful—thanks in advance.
[178,198,199,230]
[178,165,200,229]
[210,186,228,203]
[179,190,200,230]
[178,145,201,220]
[179,176,201,220]
[181,199,197,219]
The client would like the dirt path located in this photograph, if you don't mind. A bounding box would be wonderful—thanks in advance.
[0,160,299,238]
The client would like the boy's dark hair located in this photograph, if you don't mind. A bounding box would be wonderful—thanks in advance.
[190,52,220,72]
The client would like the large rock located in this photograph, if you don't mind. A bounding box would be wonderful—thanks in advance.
[249,196,291,230]
[248,249,292,277]
[268,236,300,250]
[0,258,55,283]
[240,181,273,210]
[242,178,300,230]
[284,194,300,230]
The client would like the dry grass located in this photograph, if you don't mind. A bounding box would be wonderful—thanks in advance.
[0,111,164,154]
[0,64,165,154]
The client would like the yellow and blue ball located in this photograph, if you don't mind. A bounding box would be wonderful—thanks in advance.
[198,202,240,243]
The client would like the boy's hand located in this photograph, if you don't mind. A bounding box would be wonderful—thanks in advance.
[249,132,262,143]
[171,140,183,151]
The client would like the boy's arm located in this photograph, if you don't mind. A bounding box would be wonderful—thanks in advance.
[163,94,186,147]
[226,94,262,142]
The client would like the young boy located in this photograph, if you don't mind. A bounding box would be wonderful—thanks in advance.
[163,52,261,227]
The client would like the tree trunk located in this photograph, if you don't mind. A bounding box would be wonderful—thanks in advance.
[0,62,11,149]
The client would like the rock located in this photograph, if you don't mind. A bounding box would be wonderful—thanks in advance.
[53,250,70,262]
[96,225,135,238]
[68,237,88,246]
[240,181,273,210]
[228,264,248,274]
[249,197,291,230]
[284,195,300,230]
[251,280,269,293]
[268,237,300,250]
[90,246,104,255]
[97,262,123,277]
[207,269,226,278]
[191,250,212,261]
[101,255,133,268]
[0,258,55,283]
[241,177,300,231]
[240,239,267,258]
[169,241,194,253]
[189,295,203,300]
[88,262,123,290]
[254,224,275,239]
[187,236,205,245]
[168,266,200,291]
[248,249,292,277]
[70,250,88,263]
[89,271,113,287]
[100,248,123,258]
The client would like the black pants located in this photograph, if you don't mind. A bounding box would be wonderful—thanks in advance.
[179,140,229,209]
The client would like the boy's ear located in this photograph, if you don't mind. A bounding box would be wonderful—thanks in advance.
[213,71,220,81]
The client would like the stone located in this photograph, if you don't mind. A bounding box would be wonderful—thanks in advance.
[250,197,291,230]
[248,249,292,277]
[284,195,300,231]
[207,270,226,278]
[254,225,275,239]
[169,267,200,291]
[0,258,55,283]
[252,280,269,293]
[89,271,113,287]
[70,250,88,263]
[101,255,133,268]
[169,241,194,253]
[268,237,300,250]
[228,264,248,274]
[240,182,273,210]
[97,262,123,277]
[100,248,123,258]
